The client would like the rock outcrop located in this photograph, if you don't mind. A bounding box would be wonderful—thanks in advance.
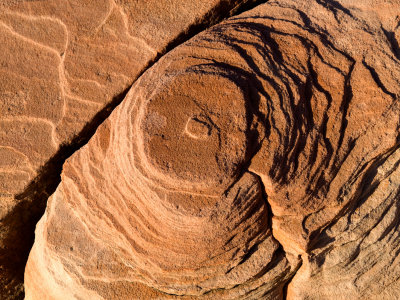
[0,0,252,297]
[24,0,400,299]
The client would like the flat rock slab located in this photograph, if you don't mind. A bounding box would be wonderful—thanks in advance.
[0,0,248,297]
[25,0,400,299]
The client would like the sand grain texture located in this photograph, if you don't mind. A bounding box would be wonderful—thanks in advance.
[0,0,253,297]
[24,0,400,299]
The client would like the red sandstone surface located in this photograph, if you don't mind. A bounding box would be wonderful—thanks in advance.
[1,0,400,299]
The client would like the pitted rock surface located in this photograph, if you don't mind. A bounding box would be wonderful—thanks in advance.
[25,0,400,299]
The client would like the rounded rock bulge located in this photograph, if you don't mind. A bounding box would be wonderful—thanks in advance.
[132,66,263,194]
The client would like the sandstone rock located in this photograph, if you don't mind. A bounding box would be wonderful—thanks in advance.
[25,0,400,299]
[24,30,301,299]
[287,146,400,299]
[0,0,250,297]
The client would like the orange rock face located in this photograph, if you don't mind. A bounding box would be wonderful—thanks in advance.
[0,0,249,297]
[24,0,400,299]
[24,34,300,299]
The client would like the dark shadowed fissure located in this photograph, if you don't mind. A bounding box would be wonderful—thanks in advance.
[249,169,303,299]
[1,0,272,299]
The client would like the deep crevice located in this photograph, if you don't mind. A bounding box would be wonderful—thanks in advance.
[281,257,303,300]
[248,170,304,299]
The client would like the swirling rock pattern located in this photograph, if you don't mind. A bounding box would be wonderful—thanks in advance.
[24,33,300,300]
[0,0,249,297]
[25,0,400,299]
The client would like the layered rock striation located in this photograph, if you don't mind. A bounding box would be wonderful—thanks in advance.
[0,0,254,297]
[25,0,400,299]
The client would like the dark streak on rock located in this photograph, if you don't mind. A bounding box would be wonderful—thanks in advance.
[362,60,397,99]
[316,0,354,22]
[382,27,400,61]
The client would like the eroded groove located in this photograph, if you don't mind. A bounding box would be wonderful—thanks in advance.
[249,170,303,299]
[315,0,354,22]
[362,60,397,99]
[309,142,400,252]
[281,258,303,300]
[382,27,400,61]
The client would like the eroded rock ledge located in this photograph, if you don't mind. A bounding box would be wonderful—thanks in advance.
[23,0,400,299]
